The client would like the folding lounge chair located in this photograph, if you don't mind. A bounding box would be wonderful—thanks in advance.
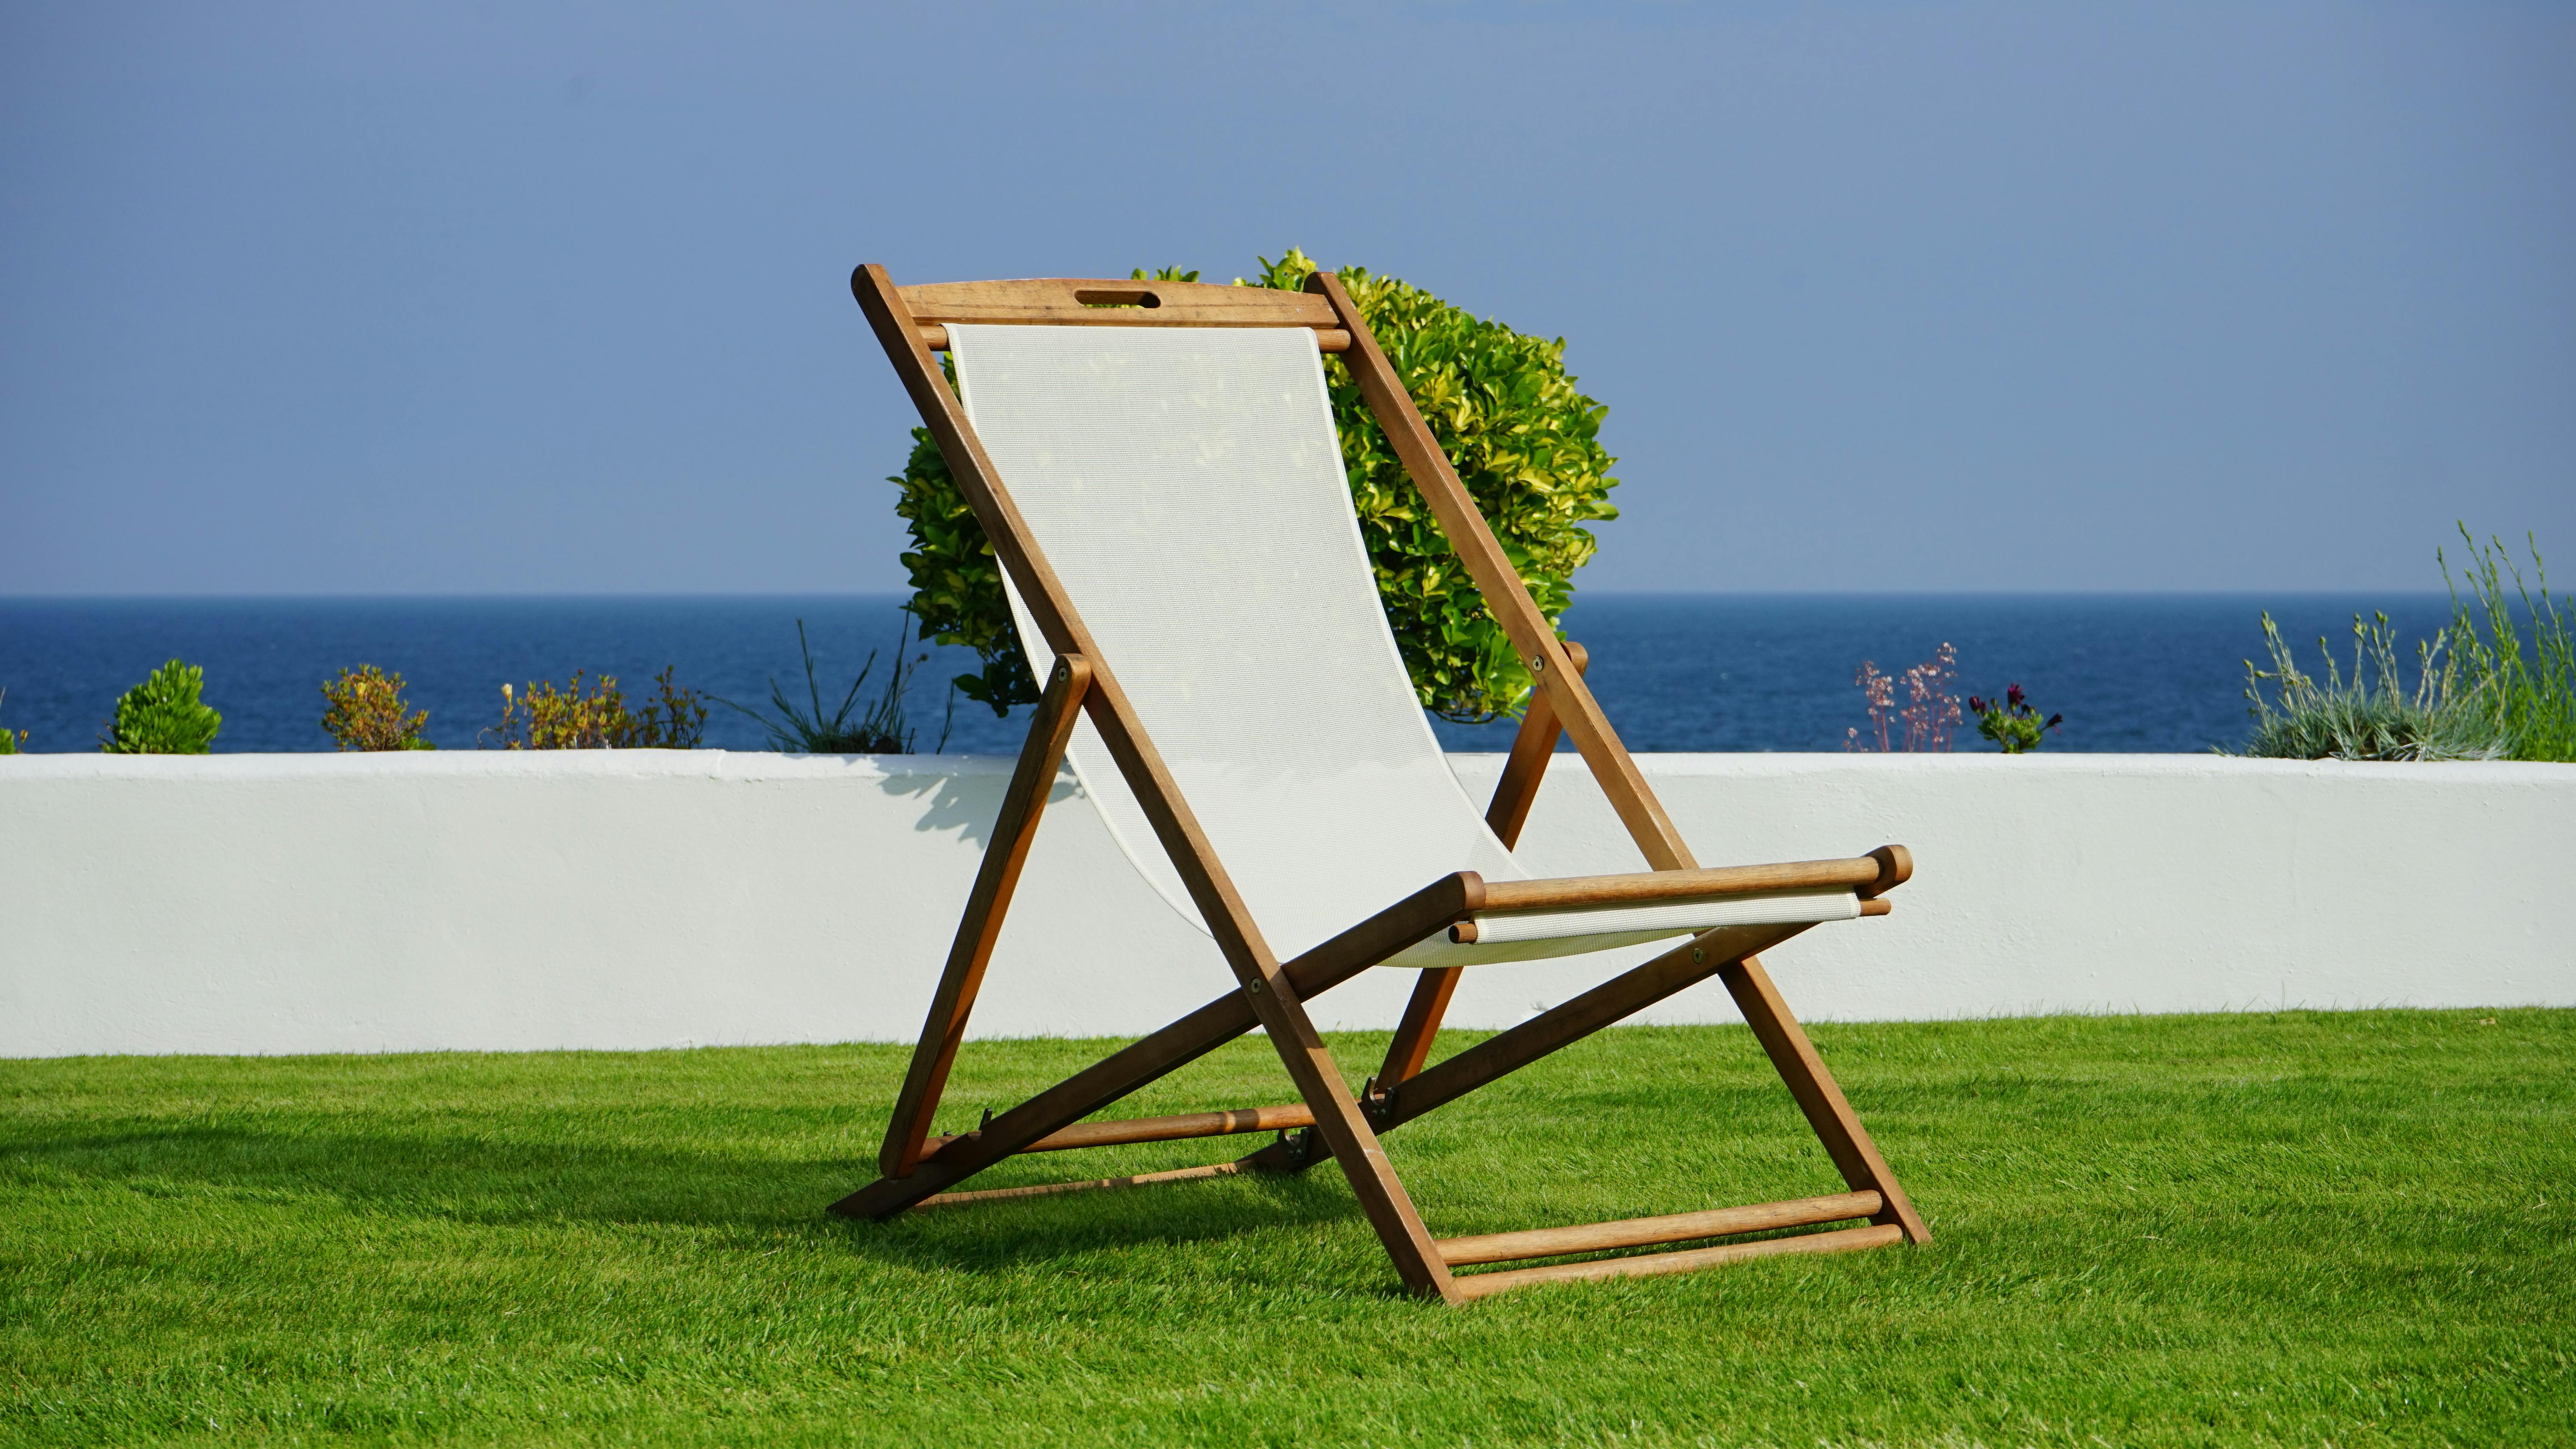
[832,266,1929,1302]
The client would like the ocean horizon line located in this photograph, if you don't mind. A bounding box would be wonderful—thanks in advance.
[0,587,2462,604]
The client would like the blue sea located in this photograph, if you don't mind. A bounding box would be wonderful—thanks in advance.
[0,593,2461,757]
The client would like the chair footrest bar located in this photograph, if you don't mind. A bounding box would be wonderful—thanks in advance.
[923,1103,1315,1160]
[1450,1222,1904,1300]
[1436,1190,1883,1266]
[914,1161,1247,1210]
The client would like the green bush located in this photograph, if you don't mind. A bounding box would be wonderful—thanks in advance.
[481,668,707,750]
[100,659,221,755]
[2443,527,2575,762]
[890,252,1619,723]
[0,688,23,754]
[319,666,433,751]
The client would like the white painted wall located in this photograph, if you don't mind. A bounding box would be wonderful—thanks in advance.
[2,751,2568,1058]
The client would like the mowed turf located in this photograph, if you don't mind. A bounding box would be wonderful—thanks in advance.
[3,1008,2568,1446]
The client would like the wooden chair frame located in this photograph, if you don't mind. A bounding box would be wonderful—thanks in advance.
[829,266,1929,1302]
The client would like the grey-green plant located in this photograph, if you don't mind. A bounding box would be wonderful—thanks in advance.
[2227,612,2509,761]
[2442,525,2575,762]
[100,659,222,755]
[717,619,951,755]
[890,253,1618,723]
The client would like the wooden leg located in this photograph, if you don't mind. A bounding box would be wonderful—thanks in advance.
[1378,968,1464,1085]
[1242,967,1460,1301]
[878,656,1091,1178]
[835,872,1478,1220]
[1717,954,1932,1244]
[1375,642,1585,1088]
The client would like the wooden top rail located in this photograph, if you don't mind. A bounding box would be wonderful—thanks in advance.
[1476,847,1909,915]
[897,278,1351,351]
[920,323,1351,353]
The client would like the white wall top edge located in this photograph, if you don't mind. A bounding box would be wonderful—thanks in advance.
[9,749,2573,785]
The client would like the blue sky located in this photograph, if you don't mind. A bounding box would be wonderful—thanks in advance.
[3,2,2568,595]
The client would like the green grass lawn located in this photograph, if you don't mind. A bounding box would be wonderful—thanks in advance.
[3,1008,2569,1446]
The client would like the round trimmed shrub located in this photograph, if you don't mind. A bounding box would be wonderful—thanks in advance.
[888,252,1619,723]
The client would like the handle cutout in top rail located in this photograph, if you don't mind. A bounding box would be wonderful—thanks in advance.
[894,277,1341,330]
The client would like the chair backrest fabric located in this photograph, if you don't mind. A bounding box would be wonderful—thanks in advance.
[949,322,1526,961]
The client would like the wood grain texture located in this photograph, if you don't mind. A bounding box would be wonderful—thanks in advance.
[1860,844,1913,899]
[1475,857,1885,913]
[1718,954,1934,1244]
[902,277,1339,328]
[1436,1191,1883,1266]
[921,322,1349,352]
[1449,1223,1905,1300]
[879,655,1092,1178]
[925,1103,1315,1158]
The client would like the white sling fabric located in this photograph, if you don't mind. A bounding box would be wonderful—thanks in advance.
[946,323,1856,965]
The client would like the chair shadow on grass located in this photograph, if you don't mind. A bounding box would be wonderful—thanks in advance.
[12,1119,1364,1272]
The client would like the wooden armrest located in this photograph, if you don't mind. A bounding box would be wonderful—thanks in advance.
[1476,846,1911,914]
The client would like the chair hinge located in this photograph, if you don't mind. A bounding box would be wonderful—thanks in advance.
[1359,1075,1395,1128]
[1276,1126,1317,1167]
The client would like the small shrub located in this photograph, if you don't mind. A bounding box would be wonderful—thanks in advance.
[1846,643,1961,752]
[1967,684,2063,753]
[2227,612,2508,761]
[718,620,948,755]
[0,688,23,753]
[101,659,221,754]
[482,667,707,750]
[892,254,1618,724]
[320,666,432,751]
[2442,526,2575,762]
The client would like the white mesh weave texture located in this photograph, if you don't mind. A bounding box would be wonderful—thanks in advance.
[951,323,1521,962]
[1471,888,1862,944]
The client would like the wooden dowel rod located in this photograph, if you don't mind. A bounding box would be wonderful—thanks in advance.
[1475,858,1882,914]
[1436,1191,1882,1266]
[1449,1222,1904,1300]
[925,1103,1316,1158]
[920,324,1351,353]
[914,1161,1246,1210]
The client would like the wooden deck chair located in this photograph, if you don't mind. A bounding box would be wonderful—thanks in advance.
[831,266,1929,1302]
